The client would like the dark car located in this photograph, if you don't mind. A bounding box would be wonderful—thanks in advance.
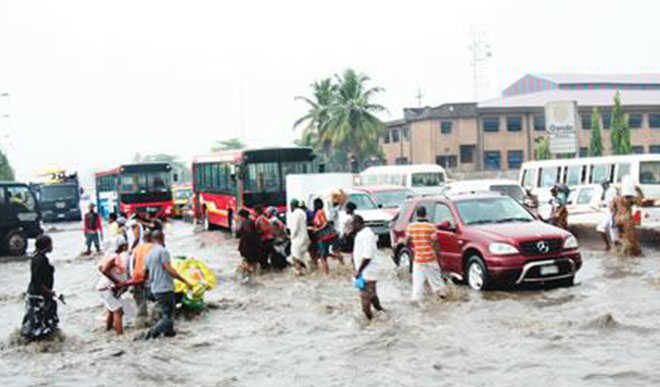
[0,182,43,256]
[390,192,581,290]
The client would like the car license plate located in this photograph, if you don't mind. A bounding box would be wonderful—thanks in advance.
[540,265,559,276]
[55,202,66,209]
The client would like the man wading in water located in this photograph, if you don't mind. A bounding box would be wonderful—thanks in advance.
[142,230,192,339]
[352,215,384,320]
[83,203,103,255]
[406,206,447,302]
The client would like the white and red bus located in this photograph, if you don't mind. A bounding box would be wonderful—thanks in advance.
[192,147,317,231]
[95,163,174,219]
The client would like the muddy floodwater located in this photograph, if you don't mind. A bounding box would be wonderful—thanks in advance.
[1,221,660,386]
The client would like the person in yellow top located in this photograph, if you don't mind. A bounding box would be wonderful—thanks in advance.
[405,206,447,302]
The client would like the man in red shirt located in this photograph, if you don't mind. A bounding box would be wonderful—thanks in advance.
[83,203,103,255]
[254,205,274,270]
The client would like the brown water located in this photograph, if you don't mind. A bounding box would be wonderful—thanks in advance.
[1,221,659,386]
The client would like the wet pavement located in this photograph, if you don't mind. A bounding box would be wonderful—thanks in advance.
[1,220,659,386]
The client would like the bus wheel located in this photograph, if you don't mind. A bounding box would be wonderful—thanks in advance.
[5,230,27,256]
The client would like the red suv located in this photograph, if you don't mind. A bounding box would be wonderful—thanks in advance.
[390,192,582,290]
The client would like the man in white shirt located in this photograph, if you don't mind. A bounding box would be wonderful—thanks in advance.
[596,181,618,251]
[287,199,310,275]
[353,215,384,320]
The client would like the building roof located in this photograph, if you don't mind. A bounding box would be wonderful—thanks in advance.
[478,89,660,110]
[403,102,477,122]
[385,119,407,127]
[535,73,660,85]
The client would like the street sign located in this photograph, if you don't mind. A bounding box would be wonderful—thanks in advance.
[545,100,578,154]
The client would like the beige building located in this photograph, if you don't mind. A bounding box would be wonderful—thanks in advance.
[381,74,660,172]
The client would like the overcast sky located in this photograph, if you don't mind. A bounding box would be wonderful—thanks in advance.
[1,0,659,185]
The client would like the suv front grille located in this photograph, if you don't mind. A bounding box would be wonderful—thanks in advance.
[519,239,562,255]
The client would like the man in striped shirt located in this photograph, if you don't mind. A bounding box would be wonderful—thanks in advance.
[406,206,447,301]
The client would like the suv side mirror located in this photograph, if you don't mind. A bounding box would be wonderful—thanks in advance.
[437,220,454,231]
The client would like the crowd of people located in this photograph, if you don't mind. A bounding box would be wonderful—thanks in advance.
[19,178,657,341]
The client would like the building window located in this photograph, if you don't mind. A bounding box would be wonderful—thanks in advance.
[482,117,499,132]
[602,111,611,129]
[650,145,660,154]
[383,131,390,144]
[436,155,457,168]
[650,114,660,128]
[484,151,501,170]
[632,145,645,154]
[507,116,522,132]
[440,121,452,134]
[391,128,400,143]
[507,150,523,169]
[628,113,642,129]
[403,127,409,140]
[460,145,475,163]
[395,157,409,165]
[581,114,591,130]
[579,147,588,157]
[534,115,545,131]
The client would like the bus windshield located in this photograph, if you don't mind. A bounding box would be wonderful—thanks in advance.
[411,172,444,187]
[640,161,660,184]
[40,185,78,202]
[120,171,171,193]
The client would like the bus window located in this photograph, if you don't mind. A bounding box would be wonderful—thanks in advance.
[566,165,582,186]
[590,164,611,184]
[616,163,631,182]
[245,162,280,192]
[539,167,559,188]
[521,168,534,188]
[411,172,445,187]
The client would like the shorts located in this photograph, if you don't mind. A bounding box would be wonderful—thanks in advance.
[412,262,447,301]
[99,289,123,312]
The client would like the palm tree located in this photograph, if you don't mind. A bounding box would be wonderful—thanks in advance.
[325,69,387,168]
[293,78,336,151]
[212,138,246,152]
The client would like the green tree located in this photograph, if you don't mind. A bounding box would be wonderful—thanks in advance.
[325,69,387,169]
[0,150,15,180]
[610,91,631,155]
[293,78,336,146]
[588,107,604,157]
[536,137,551,160]
[211,138,246,152]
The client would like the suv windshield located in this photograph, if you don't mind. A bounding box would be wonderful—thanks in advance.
[373,190,408,208]
[347,193,377,210]
[40,185,78,202]
[456,196,534,226]
[490,185,525,203]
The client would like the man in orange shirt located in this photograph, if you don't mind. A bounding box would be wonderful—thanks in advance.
[131,229,154,318]
[406,206,447,302]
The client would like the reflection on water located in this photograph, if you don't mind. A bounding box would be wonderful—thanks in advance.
[1,221,660,386]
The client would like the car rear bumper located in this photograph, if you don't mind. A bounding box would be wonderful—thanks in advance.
[487,251,582,286]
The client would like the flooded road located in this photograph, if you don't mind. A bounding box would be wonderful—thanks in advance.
[1,220,659,386]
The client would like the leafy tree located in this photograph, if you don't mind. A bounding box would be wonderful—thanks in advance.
[212,138,246,152]
[536,137,551,160]
[610,91,631,155]
[294,69,386,171]
[0,149,15,180]
[588,107,603,157]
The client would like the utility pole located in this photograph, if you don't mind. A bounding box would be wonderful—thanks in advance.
[415,88,424,107]
[468,27,492,102]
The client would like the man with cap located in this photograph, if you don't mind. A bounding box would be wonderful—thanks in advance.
[83,203,103,255]
[287,198,310,275]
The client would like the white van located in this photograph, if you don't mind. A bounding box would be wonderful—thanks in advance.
[359,164,447,195]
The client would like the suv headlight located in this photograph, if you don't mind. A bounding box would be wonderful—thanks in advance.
[489,242,519,255]
[563,235,579,249]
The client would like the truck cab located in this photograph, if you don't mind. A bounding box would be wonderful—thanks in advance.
[0,182,43,256]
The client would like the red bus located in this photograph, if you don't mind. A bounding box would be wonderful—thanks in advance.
[95,163,174,219]
[192,147,316,231]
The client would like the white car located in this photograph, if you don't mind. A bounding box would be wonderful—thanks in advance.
[306,189,394,245]
[440,179,526,203]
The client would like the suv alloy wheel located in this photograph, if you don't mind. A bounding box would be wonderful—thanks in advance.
[466,255,489,291]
